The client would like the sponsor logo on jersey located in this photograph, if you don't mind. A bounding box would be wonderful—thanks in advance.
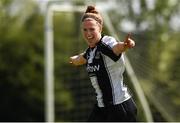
[86,65,100,72]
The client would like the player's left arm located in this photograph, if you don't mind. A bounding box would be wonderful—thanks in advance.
[112,33,135,56]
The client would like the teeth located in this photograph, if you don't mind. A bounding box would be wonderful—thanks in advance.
[88,36,93,39]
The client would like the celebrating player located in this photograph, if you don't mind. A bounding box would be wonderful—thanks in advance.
[69,5,137,122]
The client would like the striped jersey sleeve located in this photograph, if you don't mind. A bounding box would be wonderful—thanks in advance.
[99,36,121,62]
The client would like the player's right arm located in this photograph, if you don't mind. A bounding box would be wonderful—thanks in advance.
[69,53,87,66]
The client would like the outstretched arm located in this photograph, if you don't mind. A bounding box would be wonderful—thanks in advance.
[112,33,135,56]
[69,53,87,66]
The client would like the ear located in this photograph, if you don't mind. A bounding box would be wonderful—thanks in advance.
[98,24,103,33]
[96,21,102,32]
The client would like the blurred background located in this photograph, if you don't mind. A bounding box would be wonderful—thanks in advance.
[0,0,180,122]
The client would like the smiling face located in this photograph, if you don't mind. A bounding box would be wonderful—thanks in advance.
[82,18,102,48]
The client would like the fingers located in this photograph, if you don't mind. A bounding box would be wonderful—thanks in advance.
[124,33,135,49]
[69,61,73,64]
[124,33,132,43]
[69,55,79,65]
[69,58,73,64]
[127,33,131,39]
[69,56,76,64]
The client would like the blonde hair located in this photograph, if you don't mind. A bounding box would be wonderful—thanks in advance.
[81,5,103,26]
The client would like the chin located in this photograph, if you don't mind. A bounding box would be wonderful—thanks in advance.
[89,45,96,48]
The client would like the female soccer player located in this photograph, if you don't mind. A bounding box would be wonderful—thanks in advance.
[69,5,137,122]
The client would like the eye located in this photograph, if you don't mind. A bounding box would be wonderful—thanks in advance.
[83,28,87,31]
[90,28,95,31]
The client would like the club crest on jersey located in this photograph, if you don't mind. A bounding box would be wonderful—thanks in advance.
[87,51,100,63]
[95,51,100,59]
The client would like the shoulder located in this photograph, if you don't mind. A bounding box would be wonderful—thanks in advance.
[101,35,118,48]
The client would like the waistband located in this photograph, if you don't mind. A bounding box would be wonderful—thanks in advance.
[96,98,133,108]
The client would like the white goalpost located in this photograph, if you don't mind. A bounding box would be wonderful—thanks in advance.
[44,2,85,122]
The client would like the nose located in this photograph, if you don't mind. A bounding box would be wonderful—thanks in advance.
[86,30,91,36]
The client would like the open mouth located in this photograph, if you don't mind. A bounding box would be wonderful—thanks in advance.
[87,36,93,40]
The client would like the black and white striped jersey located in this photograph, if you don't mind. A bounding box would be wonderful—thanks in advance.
[83,35,131,107]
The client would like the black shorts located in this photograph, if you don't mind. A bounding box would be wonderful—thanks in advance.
[88,98,137,122]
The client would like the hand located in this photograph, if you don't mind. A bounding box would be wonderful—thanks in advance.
[69,54,87,66]
[124,33,135,49]
[69,55,78,65]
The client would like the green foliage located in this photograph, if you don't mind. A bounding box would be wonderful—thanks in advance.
[148,32,180,121]
[108,0,180,121]
[0,0,44,121]
[53,12,94,121]
[0,0,180,122]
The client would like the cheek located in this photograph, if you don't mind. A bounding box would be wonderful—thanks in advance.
[82,31,87,37]
[95,30,102,38]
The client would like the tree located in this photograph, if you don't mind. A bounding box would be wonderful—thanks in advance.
[0,0,44,121]
[108,0,180,121]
